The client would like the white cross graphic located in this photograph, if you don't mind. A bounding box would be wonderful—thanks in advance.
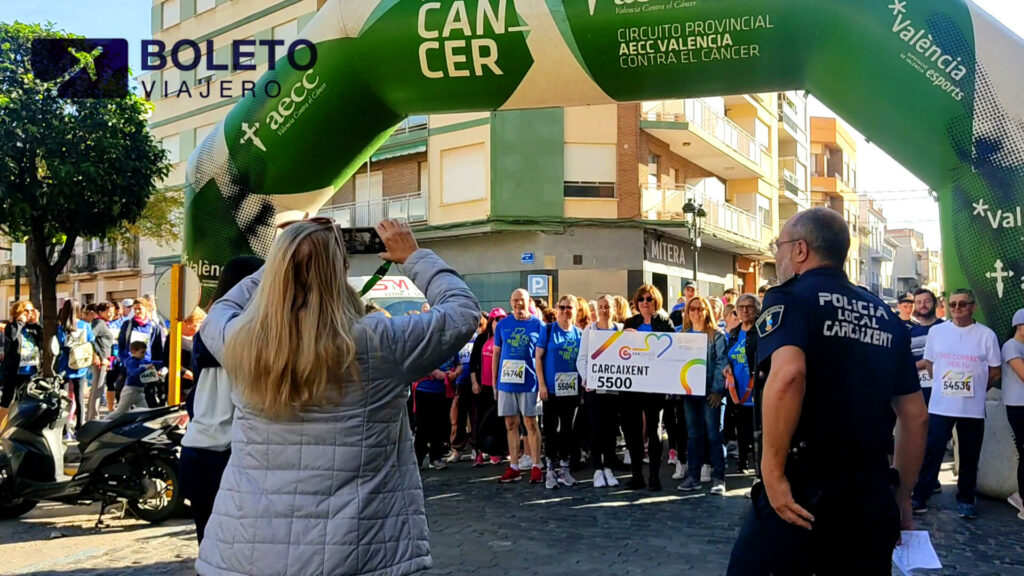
[240,122,266,152]
[972,198,990,217]
[987,259,1014,298]
[888,1,907,16]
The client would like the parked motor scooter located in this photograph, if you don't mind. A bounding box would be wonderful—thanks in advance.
[0,340,188,525]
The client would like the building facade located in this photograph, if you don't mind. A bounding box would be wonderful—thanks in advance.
[888,228,927,294]
[321,95,798,309]
[858,197,895,299]
[810,116,862,285]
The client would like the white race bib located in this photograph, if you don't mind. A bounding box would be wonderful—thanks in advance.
[918,370,932,388]
[130,330,150,345]
[140,366,160,385]
[555,372,579,397]
[19,339,38,368]
[940,371,974,398]
[500,359,526,384]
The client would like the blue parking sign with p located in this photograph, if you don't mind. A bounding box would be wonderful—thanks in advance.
[528,275,548,297]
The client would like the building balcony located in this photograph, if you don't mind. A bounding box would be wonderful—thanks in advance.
[642,186,771,255]
[640,99,771,180]
[319,192,429,228]
[871,244,894,261]
[778,98,805,142]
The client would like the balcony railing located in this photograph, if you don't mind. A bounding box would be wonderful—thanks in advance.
[642,186,770,250]
[319,192,428,228]
[642,99,770,172]
[870,244,894,260]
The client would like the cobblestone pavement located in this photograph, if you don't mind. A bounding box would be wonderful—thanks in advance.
[2,456,1023,575]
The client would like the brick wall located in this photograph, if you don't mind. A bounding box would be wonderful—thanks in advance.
[616,103,641,219]
[324,152,427,206]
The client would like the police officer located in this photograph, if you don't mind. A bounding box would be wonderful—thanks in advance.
[727,208,928,575]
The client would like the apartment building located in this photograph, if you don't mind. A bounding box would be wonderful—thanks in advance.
[143,0,324,292]
[858,197,896,299]
[810,116,862,284]
[319,93,796,310]
[888,228,927,294]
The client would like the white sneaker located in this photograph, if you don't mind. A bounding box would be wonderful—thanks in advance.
[593,470,607,488]
[444,449,460,464]
[667,449,679,465]
[623,452,632,465]
[672,461,688,480]
[710,479,726,495]
[1009,492,1024,515]
[519,455,533,469]
[603,468,619,487]
[558,468,577,486]
[545,469,559,490]
[700,464,712,483]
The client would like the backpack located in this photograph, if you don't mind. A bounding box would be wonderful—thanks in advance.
[64,327,93,371]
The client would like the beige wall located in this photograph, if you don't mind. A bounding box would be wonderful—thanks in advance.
[557,269,629,302]
[428,125,490,225]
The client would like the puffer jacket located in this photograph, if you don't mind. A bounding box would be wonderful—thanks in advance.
[195,249,480,576]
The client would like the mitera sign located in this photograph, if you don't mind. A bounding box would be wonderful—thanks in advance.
[586,330,707,395]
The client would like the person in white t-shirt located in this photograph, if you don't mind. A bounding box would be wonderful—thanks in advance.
[911,289,1000,519]
[1000,308,1024,521]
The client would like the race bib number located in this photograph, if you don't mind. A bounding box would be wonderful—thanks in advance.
[555,372,579,397]
[940,371,973,398]
[130,331,150,345]
[19,340,38,368]
[500,360,526,384]
[918,369,932,388]
[140,367,160,385]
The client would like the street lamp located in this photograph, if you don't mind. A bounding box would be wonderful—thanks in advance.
[682,199,707,284]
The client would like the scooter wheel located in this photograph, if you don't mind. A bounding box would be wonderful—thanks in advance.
[0,499,38,520]
[127,458,183,524]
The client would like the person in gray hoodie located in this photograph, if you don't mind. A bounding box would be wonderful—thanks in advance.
[196,218,479,576]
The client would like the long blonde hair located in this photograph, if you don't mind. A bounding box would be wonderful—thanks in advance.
[682,296,719,337]
[613,295,631,324]
[223,221,366,419]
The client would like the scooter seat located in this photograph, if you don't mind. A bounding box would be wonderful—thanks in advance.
[76,406,180,446]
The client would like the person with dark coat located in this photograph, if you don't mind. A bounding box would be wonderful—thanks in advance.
[1,301,43,424]
[621,285,675,491]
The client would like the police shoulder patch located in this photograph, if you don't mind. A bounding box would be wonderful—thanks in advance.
[756,305,784,338]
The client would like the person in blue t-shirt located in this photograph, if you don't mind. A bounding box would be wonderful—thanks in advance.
[536,295,583,489]
[414,354,460,470]
[56,299,95,432]
[446,315,485,464]
[723,293,760,474]
[492,288,545,484]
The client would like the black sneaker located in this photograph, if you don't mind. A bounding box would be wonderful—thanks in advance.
[625,476,646,490]
[648,475,662,492]
[912,498,927,515]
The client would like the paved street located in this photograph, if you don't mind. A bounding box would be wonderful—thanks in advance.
[2,455,1023,575]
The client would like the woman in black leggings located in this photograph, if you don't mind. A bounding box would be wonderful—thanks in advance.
[577,295,623,488]
[1000,310,1024,519]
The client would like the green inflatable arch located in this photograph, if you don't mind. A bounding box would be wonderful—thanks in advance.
[186,0,1023,328]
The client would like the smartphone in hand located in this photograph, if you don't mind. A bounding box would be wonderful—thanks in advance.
[341,227,386,255]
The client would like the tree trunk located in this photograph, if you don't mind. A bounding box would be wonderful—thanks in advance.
[27,234,77,377]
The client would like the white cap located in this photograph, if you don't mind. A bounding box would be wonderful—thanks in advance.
[121,298,134,307]
[1013,309,1024,327]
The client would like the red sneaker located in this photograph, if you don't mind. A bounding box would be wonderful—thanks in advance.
[472,453,485,467]
[529,466,543,484]
[499,467,522,483]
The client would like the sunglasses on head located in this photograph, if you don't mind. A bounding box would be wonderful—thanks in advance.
[638,296,655,303]
[949,300,975,309]
[277,215,336,229]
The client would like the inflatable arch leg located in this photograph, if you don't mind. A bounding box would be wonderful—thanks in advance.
[186,0,1024,496]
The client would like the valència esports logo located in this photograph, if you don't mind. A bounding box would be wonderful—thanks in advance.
[30,37,317,100]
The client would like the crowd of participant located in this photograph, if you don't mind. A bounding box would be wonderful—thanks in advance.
[400,282,765,494]
[401,283,1024,519]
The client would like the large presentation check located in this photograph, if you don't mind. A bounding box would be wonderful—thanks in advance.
[586,331,709,396]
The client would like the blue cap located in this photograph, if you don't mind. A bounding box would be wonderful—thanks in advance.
[1014,309,1024,327]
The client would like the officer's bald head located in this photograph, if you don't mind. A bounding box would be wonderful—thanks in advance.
[784,207,850,267]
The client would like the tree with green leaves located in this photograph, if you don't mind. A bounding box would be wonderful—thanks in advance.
[0,22,170,366]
